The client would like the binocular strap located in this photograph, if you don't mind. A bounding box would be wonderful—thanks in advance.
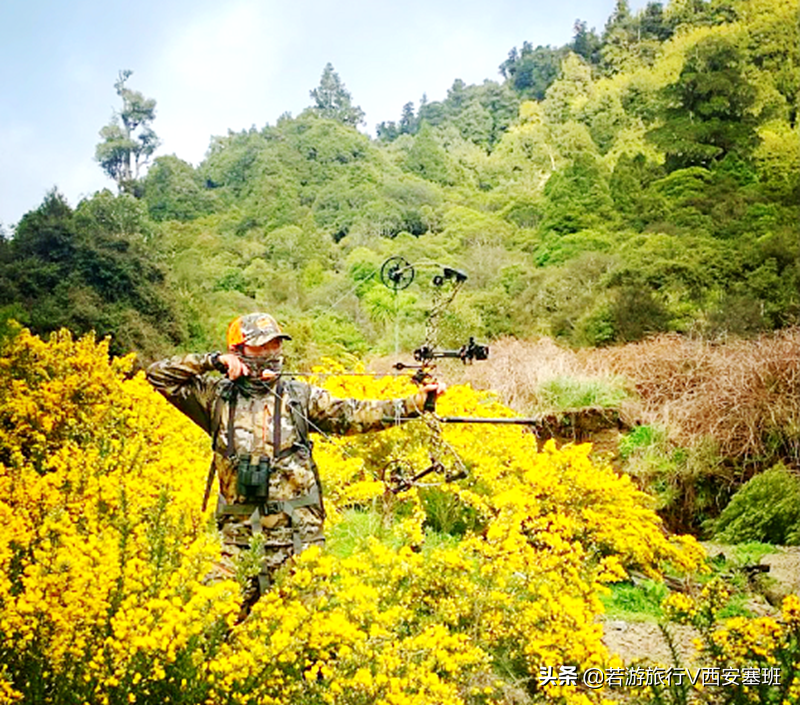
[217,484,322,554]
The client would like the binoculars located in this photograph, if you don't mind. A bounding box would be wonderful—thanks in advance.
[237,454,271,500]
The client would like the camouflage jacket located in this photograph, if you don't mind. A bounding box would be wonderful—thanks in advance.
[146,353,427,512]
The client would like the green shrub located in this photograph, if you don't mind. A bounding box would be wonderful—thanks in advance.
[214,267,250,294]
[713,464,800,545]
[621,432,733,535]
[619,424,668,460]
[327,508,388,557]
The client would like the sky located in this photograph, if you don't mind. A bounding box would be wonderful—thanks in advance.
[0,0,650,229]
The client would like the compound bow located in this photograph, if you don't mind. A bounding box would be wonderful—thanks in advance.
[277,255,542,494]
[373,256,544,493]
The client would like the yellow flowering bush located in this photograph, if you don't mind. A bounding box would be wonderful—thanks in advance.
[0,331,705,704]
[0,330,239,704]
[658,589,800,704]
[298,365,704,704]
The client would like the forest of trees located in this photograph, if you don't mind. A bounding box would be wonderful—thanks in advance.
[1,0,797,363]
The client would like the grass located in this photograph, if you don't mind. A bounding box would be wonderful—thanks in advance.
[535,375,629,410]
[601,541,777,623]
[729,541,777,566]
[619,424,668,460]
[601,579,669,621]
[326,507,389,558]
[326,506,468,559]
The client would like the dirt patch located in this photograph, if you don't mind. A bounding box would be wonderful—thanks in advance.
[532,407,629,448]
[760,546,800,603]
[602,619,701,666]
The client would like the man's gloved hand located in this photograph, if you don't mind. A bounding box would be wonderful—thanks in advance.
[415,380,446,412]
[420,381,447,398]
[216,353,279,381]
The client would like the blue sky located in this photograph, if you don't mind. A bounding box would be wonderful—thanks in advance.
[0,0,649,228]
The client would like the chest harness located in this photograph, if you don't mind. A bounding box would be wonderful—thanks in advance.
[203,379,324,561]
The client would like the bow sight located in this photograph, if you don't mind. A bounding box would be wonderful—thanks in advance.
[411,337,490,365]
[392,338,489,397]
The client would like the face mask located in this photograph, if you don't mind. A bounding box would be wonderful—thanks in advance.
[237,354,283,379]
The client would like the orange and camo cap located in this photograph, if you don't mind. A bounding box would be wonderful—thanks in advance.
[227,313,292,349]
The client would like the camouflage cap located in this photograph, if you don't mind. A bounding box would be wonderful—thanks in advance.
[227,313,292,348]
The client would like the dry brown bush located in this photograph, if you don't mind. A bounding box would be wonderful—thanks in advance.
[441,337,585,411]
[585,329,800,467]
[371,337,589,413]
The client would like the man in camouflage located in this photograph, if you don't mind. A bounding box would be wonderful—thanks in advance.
[147,312,443,616]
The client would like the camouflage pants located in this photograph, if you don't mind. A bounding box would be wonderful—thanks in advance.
[206,496,325,619]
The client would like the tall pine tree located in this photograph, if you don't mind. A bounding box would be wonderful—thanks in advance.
[309,63,365,127]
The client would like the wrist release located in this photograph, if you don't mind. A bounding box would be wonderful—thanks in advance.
[209,352,228,373]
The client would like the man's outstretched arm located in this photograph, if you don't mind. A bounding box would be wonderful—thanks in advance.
[306,382,445,436]
[146,353,221,434]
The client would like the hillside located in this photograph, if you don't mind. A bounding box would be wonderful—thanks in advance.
[0,0,796,363]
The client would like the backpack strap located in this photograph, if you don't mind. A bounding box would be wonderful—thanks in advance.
[225,384,239,459]
[202,382,237,512]
[283,380,325,520]
[272,379,283,460]
[284,380,311,449]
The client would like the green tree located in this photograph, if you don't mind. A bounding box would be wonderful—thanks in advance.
[417,93,447,127]
[75,189,153,241]
[403,124,455,185]
[376,121,400,141]
[454,101,493,148]
[543,53,595,124]
[541,153,614,234]
[143,155,216,221]
[603,0,634,39]
[571,20,602,65]
[743,0,800,125]
[399,102,417,135]
[309,63,365,127]
[601,1,672,74]
[384,81,518,148]
[639,1,672,40]
[610,153,663,225]
[0,190,185,358]
[500,43,566,100]
[647,35,760,171]
[472,81,520,145]
[601,0,639,74]
[666,0,738,30]
[95,70,160,194]
[379,103,417,142]
[200,127,270,196]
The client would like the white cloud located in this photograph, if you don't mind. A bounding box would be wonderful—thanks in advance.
[0,123,50,226]
[148,0,294,165]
